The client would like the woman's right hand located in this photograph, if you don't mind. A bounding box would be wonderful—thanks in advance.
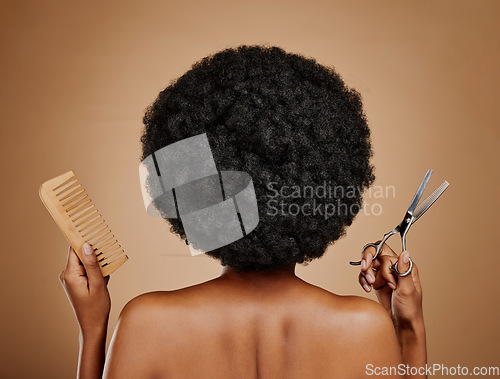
[358,243,424,330]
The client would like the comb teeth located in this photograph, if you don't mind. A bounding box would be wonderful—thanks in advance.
[58,184,82,199]
[95,238,118,253]
[86,224,110,241]
[60,188,85,206]
[72,207,98,223]
[90,230,112,245]
[93,235,116,250]
[65,196,90,213]
[97,244,122,262]
[39,170,128,276]
[53,174,78,192]
[75,211,100,230]
[81,220,106,237]
[69,202,94,219]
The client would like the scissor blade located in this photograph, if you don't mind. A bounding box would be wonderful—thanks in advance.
[413,181,449,223]
[407,169,433,214]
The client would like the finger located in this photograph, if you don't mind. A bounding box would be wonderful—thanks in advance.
[372,257,382,271]
[80,243,105,289]
[378,243,398,259]
[360,245,376,284]
[364,243,390,285]
[361,242,379,270]
[67,246,82,265]
[65,245,71,267]
[410,261,422,294]
[394,250,415,294]
[66,247,86,276]
[376,256,398,290]
[375,285,393,313]
[358,272,372,292]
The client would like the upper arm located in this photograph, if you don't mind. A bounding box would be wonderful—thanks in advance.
[103,294,161,379]
[350,297,403,377]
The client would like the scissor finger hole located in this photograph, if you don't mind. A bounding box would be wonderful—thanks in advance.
[391,258,413,277]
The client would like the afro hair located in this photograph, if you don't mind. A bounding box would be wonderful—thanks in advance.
[140,44,375,271]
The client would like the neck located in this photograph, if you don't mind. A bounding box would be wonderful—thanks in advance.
[220,264,297,281]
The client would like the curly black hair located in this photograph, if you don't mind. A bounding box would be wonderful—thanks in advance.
[140,44,375,272]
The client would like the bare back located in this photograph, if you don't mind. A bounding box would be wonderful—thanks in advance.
[104,271,402,378]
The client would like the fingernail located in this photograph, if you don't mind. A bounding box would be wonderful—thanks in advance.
[83,243,92,255]
[403,251,409,264]
[361,259,366,270]
[366,273,374,284]
[363,284,371,292]
[388,282,396,290]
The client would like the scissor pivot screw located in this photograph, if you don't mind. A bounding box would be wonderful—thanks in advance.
[406,217,411,223]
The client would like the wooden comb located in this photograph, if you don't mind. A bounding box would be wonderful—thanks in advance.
[39,170,128,276]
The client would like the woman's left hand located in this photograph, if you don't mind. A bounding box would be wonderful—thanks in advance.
[59,243,111,338]
[358,243,423,328]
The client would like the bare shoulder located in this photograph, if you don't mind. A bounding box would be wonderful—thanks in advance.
[116,288,197,328]
[300,282,388,315]
[334,293,393,322]
[120,291,173,316]
[119,279,216,314]
[303,285,403,370]
[335,294,398,338]
[104,289,198,379]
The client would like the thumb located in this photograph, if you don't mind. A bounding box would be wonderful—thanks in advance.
[395,250,414,292]
[81,243,104,287]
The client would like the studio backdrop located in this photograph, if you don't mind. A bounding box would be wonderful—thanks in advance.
[1,0,499,377]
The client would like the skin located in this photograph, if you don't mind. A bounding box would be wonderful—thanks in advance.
[59,243,427,378]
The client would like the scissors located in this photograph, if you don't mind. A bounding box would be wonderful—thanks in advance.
[350,169,449,277]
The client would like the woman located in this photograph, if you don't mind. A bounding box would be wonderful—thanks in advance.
[59,45,426,378]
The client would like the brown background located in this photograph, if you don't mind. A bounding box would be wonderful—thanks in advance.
[1,0,499,377]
